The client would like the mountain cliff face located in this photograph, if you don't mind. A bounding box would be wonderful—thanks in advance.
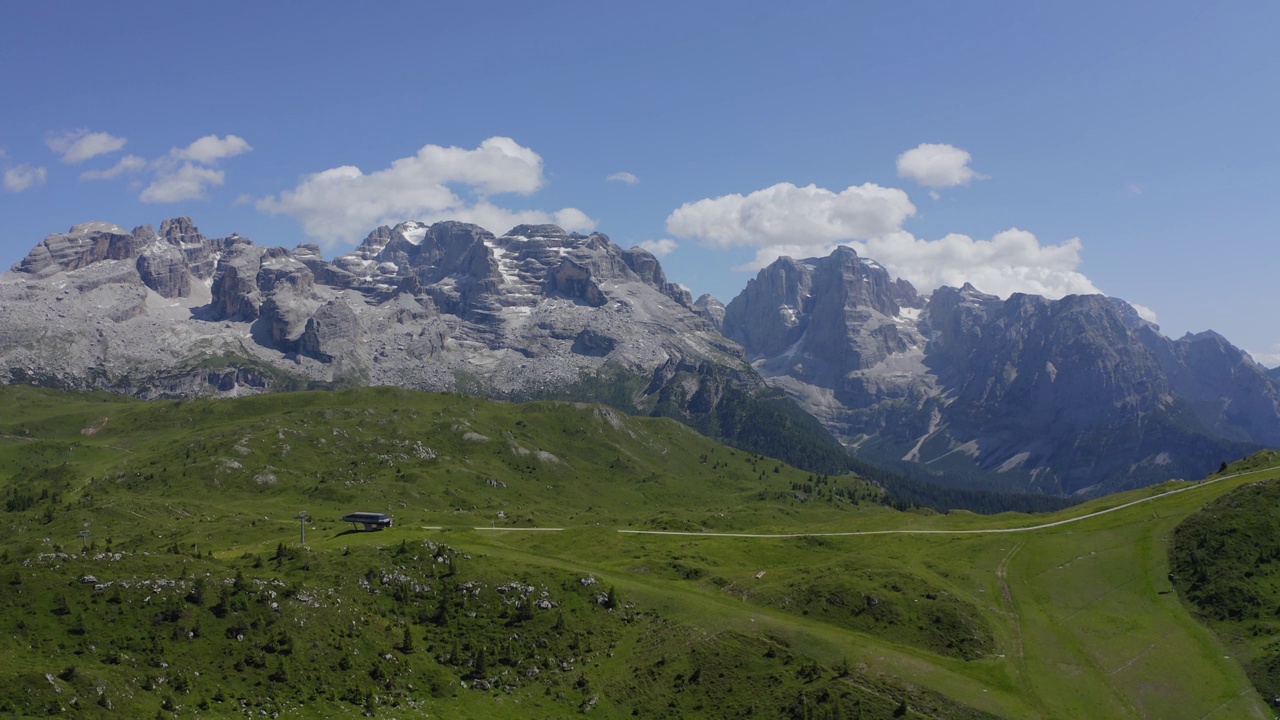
[0,217,865,475]
[4,217,751,423]
[6,218,1276,496]
[724,248,1277,495]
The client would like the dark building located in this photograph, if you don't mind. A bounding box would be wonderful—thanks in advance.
[342,512,393,531]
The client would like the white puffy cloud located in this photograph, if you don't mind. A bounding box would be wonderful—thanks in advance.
[172,135,252,164]
[550,208,596,232]
[666,182,916,250]
[1130,303,1158,323]
[140,163,226,203]
[133,134,252,203]
[607,171,639,185]
[47,129,127,164]
[414,201,595,238]
[3,164,47,192]
[669,179,1112,302]
[258,137,594,249]
[637,239,678,257]
[80,154,147,181]
[848,229,1101,300]
[896,143,982,188]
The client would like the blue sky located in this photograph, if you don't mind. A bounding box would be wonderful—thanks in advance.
[3,2,1279,362]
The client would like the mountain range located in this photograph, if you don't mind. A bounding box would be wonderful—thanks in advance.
[3,217,1277,497]
[722,247,1280,494]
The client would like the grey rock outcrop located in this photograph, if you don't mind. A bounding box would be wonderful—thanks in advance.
[571,328,617,357]
[13,222,141,277]
[136,239,191,299]
[545,259,608,307]
[693,294,725,332]
[298,298,360,362]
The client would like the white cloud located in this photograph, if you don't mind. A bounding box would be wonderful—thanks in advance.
[80,154,147,181]
[140,163,226,203]
[4,164,47,192]
[1249,344,1280,368]
[607,171,639,185]
[47,129,127,164]
[1130,303,1158,323]
[134,134,252,203]
[666,182,916,250]
[637,239,678,257]
[896,143,982,188]
[258,137,594,249]
[849,229,1101,300]
[415,201,595,238]
[171,135,253,164]
[1126,182,1143,195]
[551,208,596,232]
[669,179,1109,302]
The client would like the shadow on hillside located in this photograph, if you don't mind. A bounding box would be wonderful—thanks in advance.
[332,528,388,538]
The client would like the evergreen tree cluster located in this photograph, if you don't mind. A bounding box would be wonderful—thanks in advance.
[847,456,1077,515]
[1170,478,1280,703]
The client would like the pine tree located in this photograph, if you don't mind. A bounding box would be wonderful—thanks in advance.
[187,576,207,606]
[431,592,450,627]
[515,600,534,623]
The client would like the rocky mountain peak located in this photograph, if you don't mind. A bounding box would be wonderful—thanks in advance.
[158,216,203,245]
[8,213,1277,499]
[2,216,737,410]
[693,294,726,331]
[503,224,568,242]
[723,246,916,363]
[726,248,1280,494]
[13,222,135,277]
[813,245,901,318]
[130,224,159,243]
[69,221,129,236]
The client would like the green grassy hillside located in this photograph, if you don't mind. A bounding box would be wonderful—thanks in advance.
[1,385,1276,718]
[1171,452,1280,705]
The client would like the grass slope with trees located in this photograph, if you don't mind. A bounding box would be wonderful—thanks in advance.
[1171,451,1280,705]
[0,384,1276,718]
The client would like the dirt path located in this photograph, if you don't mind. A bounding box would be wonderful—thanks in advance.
[996,540,1025,659]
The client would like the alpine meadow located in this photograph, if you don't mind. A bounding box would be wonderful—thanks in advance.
[2,385,1278,717]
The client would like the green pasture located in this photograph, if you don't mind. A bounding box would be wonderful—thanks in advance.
[0,384,1276,718]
